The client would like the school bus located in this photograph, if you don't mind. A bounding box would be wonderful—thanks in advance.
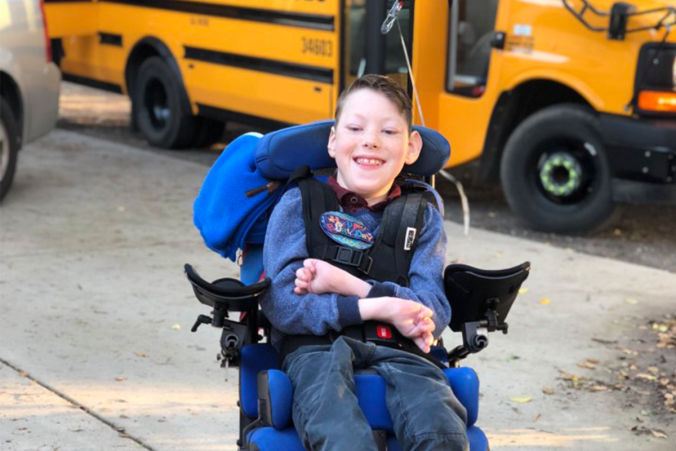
[45,0,676,233]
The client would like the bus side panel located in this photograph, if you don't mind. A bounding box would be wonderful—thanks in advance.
[44,1,97,37]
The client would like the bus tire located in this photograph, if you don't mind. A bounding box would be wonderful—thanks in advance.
[500,104,614,234]
[191,117,225,148]
[133,56,195,149]
[0,97,19,202]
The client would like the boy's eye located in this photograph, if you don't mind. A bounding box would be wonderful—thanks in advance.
[347,125,362,132]
[383,129,398,135]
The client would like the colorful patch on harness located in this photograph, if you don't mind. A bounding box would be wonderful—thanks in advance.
[320,211,374,250]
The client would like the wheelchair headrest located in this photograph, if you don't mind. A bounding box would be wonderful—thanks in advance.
[255,120,450,180]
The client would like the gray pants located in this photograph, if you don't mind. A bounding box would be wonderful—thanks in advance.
[283,336,469,451]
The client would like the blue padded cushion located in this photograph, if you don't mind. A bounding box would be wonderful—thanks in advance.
[255,120,450,179]
[265,370,293,429]
[241,344,281,419]
[444,367,479,427]
[241,244,264,285]
[248,427,305,451]
[355,374,393,431]
[467,425,489,451]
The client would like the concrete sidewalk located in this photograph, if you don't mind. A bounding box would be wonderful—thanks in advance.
[1,130,673,450]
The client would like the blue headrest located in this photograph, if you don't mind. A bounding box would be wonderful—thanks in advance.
[255,120,450,180]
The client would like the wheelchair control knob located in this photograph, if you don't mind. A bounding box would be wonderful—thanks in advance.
[472,334,488,350]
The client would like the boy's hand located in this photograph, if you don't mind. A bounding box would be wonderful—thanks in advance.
[294,259,370,297]
[358,297,435,353]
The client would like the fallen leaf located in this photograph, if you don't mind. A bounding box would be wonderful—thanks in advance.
[135,351,148,358]
[539,298,551,305]
[636,373,657,381]
[586,358,600,364]
[518,287,528,295]
[577,361,596,370]
[510,396,532,403]
[624,297,638,305]
[114,376,126,382]
[589,385,608,392]
[532,413,541,422]
[542,386,555,395]
[171,323,181,331]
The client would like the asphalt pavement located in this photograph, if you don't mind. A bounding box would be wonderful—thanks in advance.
[1,130,674,450]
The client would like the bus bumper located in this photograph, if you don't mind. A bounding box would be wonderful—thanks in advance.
[599,114,676,204]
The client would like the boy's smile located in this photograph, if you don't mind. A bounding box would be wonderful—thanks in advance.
[328,88,421,206]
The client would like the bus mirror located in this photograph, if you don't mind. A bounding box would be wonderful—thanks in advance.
[608,2,634,41]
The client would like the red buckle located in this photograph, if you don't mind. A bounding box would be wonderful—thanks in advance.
[376,325,392,339]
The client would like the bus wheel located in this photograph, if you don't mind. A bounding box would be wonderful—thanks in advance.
[191,117,225,148]
[0,98,19,202]
[500,104,614,234]
[133,57,195,149]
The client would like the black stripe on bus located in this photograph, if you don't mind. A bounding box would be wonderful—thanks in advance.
[62,72,123,94]
[100,0,335,31]
[99,32,123,47]
[184,46,333,84]
[197,103,293,130]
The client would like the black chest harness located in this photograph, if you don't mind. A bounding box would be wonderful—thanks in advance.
[280,168,443,366]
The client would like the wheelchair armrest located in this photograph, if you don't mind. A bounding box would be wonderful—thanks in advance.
[444,262,530,333]
[184,263,270,312]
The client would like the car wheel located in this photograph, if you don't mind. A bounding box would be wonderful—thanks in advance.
[0,98,19,202]
[500,104,615,233]
[133,56,196,149]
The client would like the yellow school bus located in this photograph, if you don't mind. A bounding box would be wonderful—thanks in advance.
[45,0,676,233]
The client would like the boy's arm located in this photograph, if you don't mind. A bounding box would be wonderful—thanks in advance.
[364,205,451,338]
[260,188,364,336]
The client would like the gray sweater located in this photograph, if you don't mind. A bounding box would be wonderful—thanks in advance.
[260,186,450,348]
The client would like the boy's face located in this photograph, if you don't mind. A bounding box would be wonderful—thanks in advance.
[327,88,422,206]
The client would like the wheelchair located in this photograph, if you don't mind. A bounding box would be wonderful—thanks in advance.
[187,121,530,450]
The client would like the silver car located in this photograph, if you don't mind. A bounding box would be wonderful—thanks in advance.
[0,0,60,200]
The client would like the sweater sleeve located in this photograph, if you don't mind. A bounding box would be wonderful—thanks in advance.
[366,204,450,338]
[260,187,363,336]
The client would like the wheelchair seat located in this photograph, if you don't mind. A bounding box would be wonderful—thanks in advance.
[187,120,529,450]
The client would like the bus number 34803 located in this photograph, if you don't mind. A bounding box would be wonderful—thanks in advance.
[302,37,332,57]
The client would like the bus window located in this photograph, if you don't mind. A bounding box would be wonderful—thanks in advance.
[447,0,498,97]
[344,0,411,88]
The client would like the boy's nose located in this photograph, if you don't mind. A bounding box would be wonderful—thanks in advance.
[362,130,380,149]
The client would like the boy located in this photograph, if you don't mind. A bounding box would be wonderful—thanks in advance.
[261,74,468,450]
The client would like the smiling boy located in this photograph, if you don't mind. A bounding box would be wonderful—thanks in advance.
[261,75,468,450]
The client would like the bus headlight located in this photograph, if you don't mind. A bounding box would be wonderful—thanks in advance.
[635,44,676,116]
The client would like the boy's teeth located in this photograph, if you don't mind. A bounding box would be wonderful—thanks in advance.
[356,158,382,165]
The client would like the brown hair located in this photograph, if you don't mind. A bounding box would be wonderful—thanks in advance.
[334,74,412,129]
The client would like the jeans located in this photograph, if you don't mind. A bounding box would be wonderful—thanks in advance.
[282,336,469,451]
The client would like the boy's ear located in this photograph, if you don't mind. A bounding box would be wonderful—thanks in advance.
[405,130,423,165]
[327,126,336,158]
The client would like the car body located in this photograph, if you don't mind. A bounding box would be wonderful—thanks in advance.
[0,0,60,200]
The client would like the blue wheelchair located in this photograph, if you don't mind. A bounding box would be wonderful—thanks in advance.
[186,121,530,450]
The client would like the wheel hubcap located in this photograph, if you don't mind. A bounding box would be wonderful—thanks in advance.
[144,78,170,130]
[538,152,583,197]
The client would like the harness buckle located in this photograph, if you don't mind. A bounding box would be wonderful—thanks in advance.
[333,247,373,275]
[334,247,364,267]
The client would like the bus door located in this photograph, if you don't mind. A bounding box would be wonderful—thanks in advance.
[342,0,412,92]
[412,0,503,167]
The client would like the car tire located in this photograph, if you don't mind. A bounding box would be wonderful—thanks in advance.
[0,98,19,202]
[133,56,196,149]
[500,103,615,234]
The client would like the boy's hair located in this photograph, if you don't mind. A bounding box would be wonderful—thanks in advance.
[334,74,412,129]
